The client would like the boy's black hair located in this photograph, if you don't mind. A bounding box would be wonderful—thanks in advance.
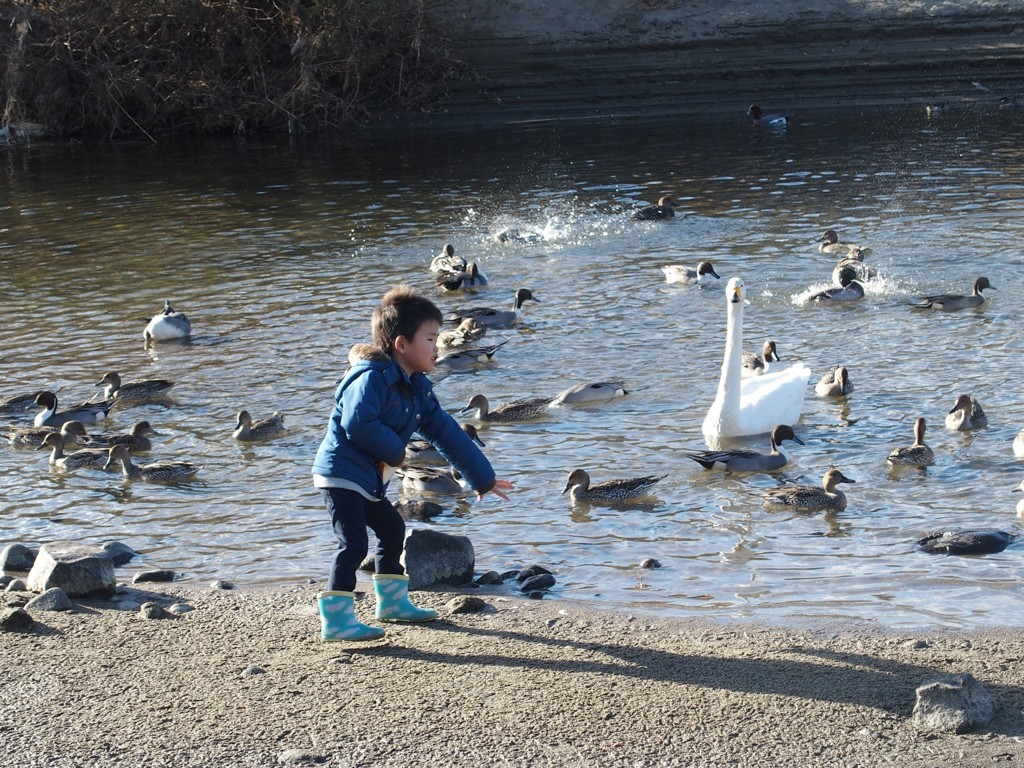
[372,284,444,353]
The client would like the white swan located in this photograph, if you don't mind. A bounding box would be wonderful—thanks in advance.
[702,277,811,443]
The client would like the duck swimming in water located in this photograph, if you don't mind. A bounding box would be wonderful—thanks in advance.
[912,277,994,311]
[7,419,88,447]
[96,371,175,402]
[945,393,987,431]
[144,300,191,342]
[446,288,540,327]
[561,468,665,503]
[33,391,113,428]
[461,393,553,422]
[661,261,720,286]
[81,420,159,452]
[630,196,679,221]
[818,229,870,256]
[685,424,804,473]
[437,318,486,350]
[762,467,855,511]
[429,243,466,274]
[815,366,854,398]
[747,105,790,129]
[233,410,286,441]
[831,248,878,287]
[37,428,110,469]
[887,417,934,467]
[742,340,780,378]
[551,381,628,405]
[810,267,865,302]
[103,444,200,482]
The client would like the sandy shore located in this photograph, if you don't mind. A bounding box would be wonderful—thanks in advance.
[3,582,1022,767]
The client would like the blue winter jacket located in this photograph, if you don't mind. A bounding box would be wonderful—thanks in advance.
[312,348,496,500]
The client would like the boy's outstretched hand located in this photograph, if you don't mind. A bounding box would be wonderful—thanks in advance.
[478,479,514,501]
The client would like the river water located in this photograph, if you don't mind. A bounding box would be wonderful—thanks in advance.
[2,105,1022,629]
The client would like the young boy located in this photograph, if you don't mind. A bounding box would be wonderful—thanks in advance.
[312,285,512,641]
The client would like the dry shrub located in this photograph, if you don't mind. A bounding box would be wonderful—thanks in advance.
[0,0,464,138]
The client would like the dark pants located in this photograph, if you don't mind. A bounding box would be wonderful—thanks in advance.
[322,488,406,591]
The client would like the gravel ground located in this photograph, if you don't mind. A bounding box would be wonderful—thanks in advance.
[2,583,1022,768]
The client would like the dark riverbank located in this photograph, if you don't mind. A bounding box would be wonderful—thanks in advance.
[410,0,1024,128]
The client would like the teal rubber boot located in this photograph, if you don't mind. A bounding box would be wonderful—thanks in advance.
[316,590,385,642]
[373,574,438,623]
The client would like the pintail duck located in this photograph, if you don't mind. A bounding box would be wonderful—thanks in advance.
[7,419,88,447]
[232,410,286,441]
[912,277,994,311]
[998,94,1022,109]
[818,229,870,256]
[446,288,539,327]
[81,420,159,452]
[395,465,468,495]
[945,394,987,431]
[661,261,720,286]
[429,243,466,274]
[437,262,489,291]
[406,423,484,464]
[631,196,679,221]
[831,248,878,286]
[461,393,553,422]
[742,340,780,378]
[762,468,855,511]
[96,371,175,402]
[437,318,487,350]
[810,268,864,302]
[551,381,628,405]
[435,340,510,370]
[144,300,192,342]
[747,105,790,129]
[926,101,949,117]
[103,444,200,482]
[33,391,112,428]
[0,391,39,414]
[887,417,934,467]
[686,424,804,473]
[37,428,111,469]
[561,468,665,503]
[815,366,854,398]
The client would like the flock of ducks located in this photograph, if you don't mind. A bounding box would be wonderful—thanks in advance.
[408,214,1021,549]
[2,303,288,483]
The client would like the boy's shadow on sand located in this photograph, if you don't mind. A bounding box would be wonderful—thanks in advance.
[370,620,1024,737]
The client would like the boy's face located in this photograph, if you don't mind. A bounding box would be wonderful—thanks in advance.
[393,320,440,376]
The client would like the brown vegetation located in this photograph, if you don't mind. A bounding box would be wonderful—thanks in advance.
[0,0,465,139]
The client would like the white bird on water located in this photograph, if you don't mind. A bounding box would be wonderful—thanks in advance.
[702,277,811,445]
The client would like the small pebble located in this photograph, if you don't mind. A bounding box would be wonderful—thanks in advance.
[166,603,193,615]
[5,579,26,592]
[210,580,235,590]
[0,607,34,632]
[516,568,536,582]
[445,595,487,614]
[114,600,143,612]
[241,666,265,676]
[278,748,327,765]
[526,591,546,600]
[475,571,503,585]
[133,570,176,584]
[0,575,11,588]
[527,564,553,576]
[498,569,521,581]
[139,602,169,619]
[25,587,73,612]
